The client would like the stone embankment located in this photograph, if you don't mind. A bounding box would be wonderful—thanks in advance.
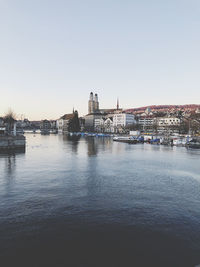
[0,136,26,150]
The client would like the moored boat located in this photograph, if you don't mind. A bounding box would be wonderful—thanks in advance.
[113,136,138,144]
[173,138,187,146]
[186,139,200,149]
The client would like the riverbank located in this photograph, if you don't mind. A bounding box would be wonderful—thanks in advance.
[0,135,26,150]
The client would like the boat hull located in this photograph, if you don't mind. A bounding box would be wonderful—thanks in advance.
[113,139,138,144]
[187,144,200,149]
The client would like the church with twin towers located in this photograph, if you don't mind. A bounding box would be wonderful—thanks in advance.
[88,92,100,114]
[85,91,135,131]
[88,91,120,115]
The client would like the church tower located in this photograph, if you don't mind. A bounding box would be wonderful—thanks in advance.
[88,92,94,114]
[94,93,99,112]
[88,92,99,114]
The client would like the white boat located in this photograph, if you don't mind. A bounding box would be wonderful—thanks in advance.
[87,133,96,137]
[173,138,186,146]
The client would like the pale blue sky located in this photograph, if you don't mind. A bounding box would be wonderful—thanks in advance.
[0,0,200,120]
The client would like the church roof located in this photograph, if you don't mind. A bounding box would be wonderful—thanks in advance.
[60,114,74,120]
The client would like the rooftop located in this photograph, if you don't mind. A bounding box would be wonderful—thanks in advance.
[60,114,74,120]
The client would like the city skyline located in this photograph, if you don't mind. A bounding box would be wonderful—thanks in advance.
[1,0,200,120]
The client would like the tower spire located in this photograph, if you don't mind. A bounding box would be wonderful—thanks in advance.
[117,98,119,110]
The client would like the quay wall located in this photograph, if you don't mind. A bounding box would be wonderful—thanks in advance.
[0,136,26,149]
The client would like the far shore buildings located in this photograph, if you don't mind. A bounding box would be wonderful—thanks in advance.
[40,120,51,131]
[84,92,136,133]
[138,117,181,131]
[122,106,182,133]
[56,110,81,134]
[57,113,75,134]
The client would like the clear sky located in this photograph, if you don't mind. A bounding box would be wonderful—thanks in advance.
[0,0,200,120]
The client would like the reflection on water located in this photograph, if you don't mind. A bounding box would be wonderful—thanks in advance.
[0,134,200,267]
[5,154,16,176]
[0,149,25,199]
[87,137,98,156]
[62,135,81,154]
[0,149,25,177]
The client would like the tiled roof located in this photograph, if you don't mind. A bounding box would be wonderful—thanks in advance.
[60,114,74,120]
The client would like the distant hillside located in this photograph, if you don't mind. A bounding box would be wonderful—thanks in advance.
[125,104,200,114]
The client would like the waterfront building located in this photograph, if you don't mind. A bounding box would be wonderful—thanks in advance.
[49,120,57,130]
[84,113,103,131]
[16,118,32,130]
[57,114,74,134]
[93,113,136,133]
[113,113,136,127]
[40,120,51,130]
[138,117,156,132]
[94,117,105,132]
[138,117,155,126]
[86,92,125,131]
[57,111,80,133]
[138,116,181,133]
[157,117,181,126]
[94,117,114,133]
[104,117,114,133]
[40,120,51,134]
[79,117,85,132]
[156,117,181,133]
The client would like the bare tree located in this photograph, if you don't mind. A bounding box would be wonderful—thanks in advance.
[4,109,17,134]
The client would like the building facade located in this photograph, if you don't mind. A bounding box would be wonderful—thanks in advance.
[113,113,136,127]
[57,114,75,134]
[157,117,181,126]
[94,117,114,133]
[138,117,155,127]
[138,117,156,131]
[40,120,51,134]
[93,113,136,133]
[84,114,103,131]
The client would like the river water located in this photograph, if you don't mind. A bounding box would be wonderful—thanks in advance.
[0,134,200,267]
